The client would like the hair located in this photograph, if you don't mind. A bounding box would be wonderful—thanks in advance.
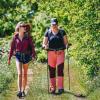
[15,21,24,32]
[14,21,31,36]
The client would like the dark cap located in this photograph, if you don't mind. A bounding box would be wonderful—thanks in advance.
[51,18,58,25]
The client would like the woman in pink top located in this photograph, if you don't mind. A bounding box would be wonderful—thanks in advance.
[8,22,35,98]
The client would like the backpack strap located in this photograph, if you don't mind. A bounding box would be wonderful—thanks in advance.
[46,28,65,41]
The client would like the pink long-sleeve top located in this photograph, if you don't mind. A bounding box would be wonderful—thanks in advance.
[8,34,36,60]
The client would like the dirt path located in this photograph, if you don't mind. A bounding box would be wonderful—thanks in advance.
[16,69,33,100]
[25,63,87,100]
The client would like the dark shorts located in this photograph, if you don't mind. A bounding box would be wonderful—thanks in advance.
[15,52,32,64]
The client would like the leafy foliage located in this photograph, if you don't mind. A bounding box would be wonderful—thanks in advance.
[0,0,99,93]
[0,40,16,93]
[0,0,38,37]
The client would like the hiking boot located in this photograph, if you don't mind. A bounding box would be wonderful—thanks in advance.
[17,91,22,98]
[22,91,26,97]
[58,89,64,95]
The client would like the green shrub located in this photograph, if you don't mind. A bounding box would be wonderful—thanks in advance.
[0,42,16,93]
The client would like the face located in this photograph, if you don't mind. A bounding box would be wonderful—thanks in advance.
[51,24,58,31]
[19,25,26,33]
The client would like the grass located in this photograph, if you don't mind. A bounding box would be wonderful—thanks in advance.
[26,61,87,100]
[88,88,100,100]
[0,60,99,100]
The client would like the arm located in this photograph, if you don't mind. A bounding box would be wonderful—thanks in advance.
[29,37,36,59]
[42,37,48,49]
[63,35,72,49]
[63,35,68,46]
[8,37,15,64]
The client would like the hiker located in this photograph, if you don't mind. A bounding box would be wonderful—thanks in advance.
[8,22,36,97]
[42,18,68,94]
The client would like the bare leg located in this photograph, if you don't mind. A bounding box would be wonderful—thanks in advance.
[22,63,28,91]
[16,59,22,92]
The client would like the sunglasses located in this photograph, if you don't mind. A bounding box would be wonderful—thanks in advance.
[20,25,26,27]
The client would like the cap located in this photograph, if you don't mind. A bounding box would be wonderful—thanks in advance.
[51,18,58,25]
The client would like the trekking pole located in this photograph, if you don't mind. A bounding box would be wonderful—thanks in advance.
[67,43,72,90]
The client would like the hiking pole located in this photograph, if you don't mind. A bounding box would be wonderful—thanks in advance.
[67,43,72,90]
[42,47,49,93]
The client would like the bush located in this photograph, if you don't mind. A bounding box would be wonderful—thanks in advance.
[0,42,16,93]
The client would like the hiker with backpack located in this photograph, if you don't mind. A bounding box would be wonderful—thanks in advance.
[8,22,36,98]
[42,18,68,94]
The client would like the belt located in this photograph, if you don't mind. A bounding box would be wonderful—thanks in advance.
[48,48,64,51]
[16,51,29,55]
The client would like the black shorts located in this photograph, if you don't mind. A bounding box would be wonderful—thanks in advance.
[15,52,32,64]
